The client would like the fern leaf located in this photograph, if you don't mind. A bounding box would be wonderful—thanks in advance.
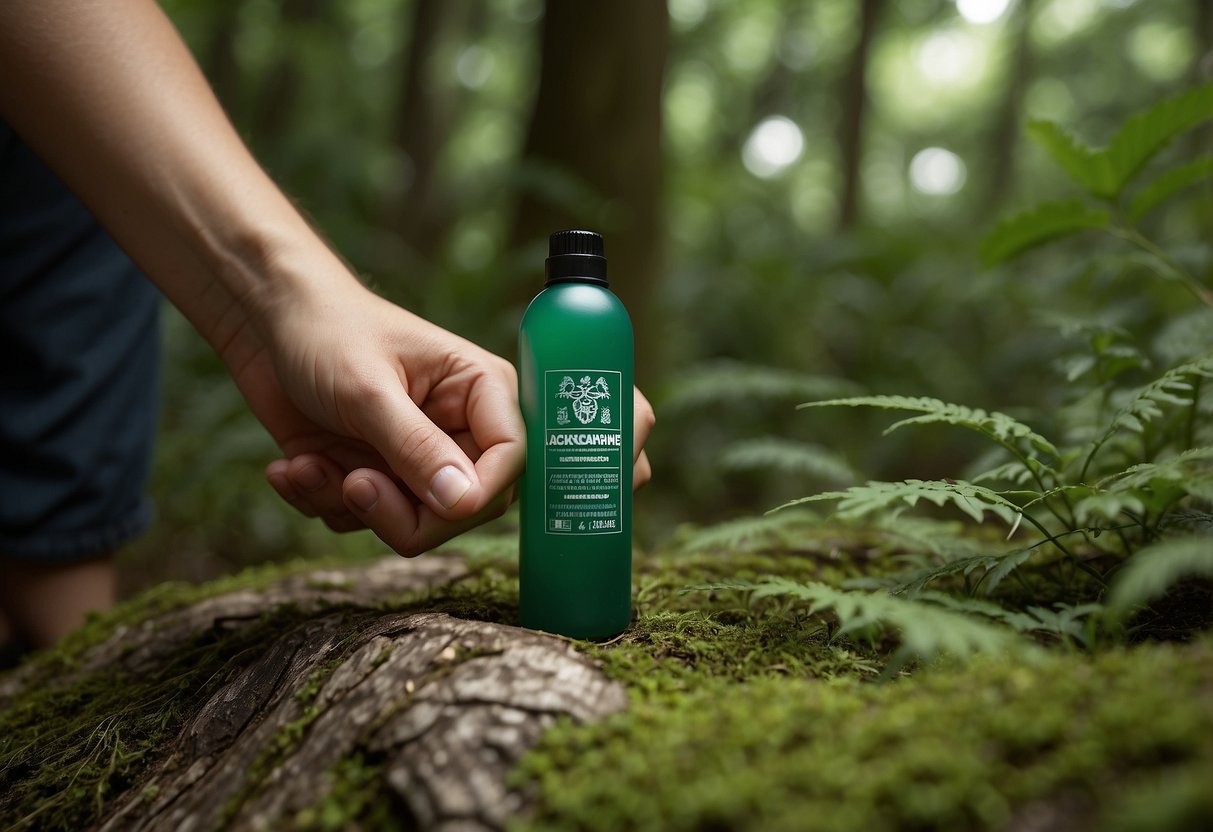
[1129,155,1213,222]
[973,460,1038,486]
[1085,357,1213,473]
[1072,491,1147,525]
[800,395,1058,458]
[661,361,862,416]
[875,516,982,559]
[1102,85,1213,198]
[773,479,1022,526]
[1106,536,1213,619]
[719,438,858,485]
[913,591,1040,632]
[1023,603,1103,647]
[979,200,1110,267]
[1101,448,1213,494]
[890,548,1035,597]
[687,578,1028,661]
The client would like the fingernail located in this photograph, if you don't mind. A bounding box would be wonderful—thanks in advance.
[347,477,379,513]
[296,463,327,493]
[430,466,472,509]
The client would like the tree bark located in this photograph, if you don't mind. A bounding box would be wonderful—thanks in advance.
[0,557,628,831]
[509,0,669,382]
[836,0,882,231]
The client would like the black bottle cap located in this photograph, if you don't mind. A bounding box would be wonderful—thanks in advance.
[545,229,608,286]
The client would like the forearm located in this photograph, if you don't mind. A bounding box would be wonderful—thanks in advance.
[0,0,356,359]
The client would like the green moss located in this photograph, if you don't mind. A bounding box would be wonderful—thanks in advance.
[5,532,1212,832]
[511,638,1213,831]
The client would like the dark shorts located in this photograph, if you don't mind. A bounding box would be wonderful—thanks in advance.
[0,121,161,562]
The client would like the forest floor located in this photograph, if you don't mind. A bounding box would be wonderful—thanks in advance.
[1,520,1211,831]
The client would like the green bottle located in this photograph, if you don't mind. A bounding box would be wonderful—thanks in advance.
[518,229,633,639]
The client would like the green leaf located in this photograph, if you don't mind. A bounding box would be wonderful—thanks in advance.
[1102,85,1213,198]
[1100,447,1213,506]
[719,438,859,485]
[979,200,1110,267]
[1026,120,1107,193]
[1027,85,1213,199]
[1084,357,1213,476]
[1072,491,1147,526]
[1129,155,1213,222]
[1106,536,1213,619]
[800,395,1059,458]
[773,479,1022,526]
[889,547,1035,597]
[686,578,1030,663]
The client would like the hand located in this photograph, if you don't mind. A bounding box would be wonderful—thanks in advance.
[224,283,525,556]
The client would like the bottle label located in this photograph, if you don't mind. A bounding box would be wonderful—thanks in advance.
[543,369,624,535]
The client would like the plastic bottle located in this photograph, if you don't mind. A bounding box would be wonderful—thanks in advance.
[518,229,634,639]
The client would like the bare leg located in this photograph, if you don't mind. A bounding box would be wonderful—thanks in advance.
[0,554,116,648]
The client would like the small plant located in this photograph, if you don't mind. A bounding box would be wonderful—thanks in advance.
[693,86,1213,657]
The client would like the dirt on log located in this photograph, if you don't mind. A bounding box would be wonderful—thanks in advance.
[0,557,628,831]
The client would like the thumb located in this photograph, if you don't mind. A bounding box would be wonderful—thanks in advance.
[356,385,482,518]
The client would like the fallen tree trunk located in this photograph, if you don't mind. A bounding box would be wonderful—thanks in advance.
[0,557,628,831]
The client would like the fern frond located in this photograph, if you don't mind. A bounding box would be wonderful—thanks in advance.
[1082,356,1213,478]
[799,396,1059,460]
[687,578,1029,662]
[1102,446,1213,492]
[772,479,1022,526]
[661,361,862,416]
[973,460,1039,486]
[874,516,982,559]
[890,548,1035,597]
[1106,536,1213,619]
[719,438,858,485]
[1072,491,1147,526]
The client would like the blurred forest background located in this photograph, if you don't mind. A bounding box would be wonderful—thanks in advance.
[126,0,1213,594]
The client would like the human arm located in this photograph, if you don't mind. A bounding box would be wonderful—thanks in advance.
[0,0,531,554]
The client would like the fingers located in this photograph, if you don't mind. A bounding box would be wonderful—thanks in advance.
[341,467,511,557]
[634,450,652,491]
[352,382,487,520]
[634,386,655,464]
[266,454,364,531]
[463,359,526,507]
[633,387,655,490]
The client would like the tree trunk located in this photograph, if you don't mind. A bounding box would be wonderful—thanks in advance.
[982,0,1034,218]
[836,0,882,231]
[509,0,669,383]
[0,557,627,831]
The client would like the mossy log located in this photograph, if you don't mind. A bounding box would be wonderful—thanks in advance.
[0,557,627,831]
